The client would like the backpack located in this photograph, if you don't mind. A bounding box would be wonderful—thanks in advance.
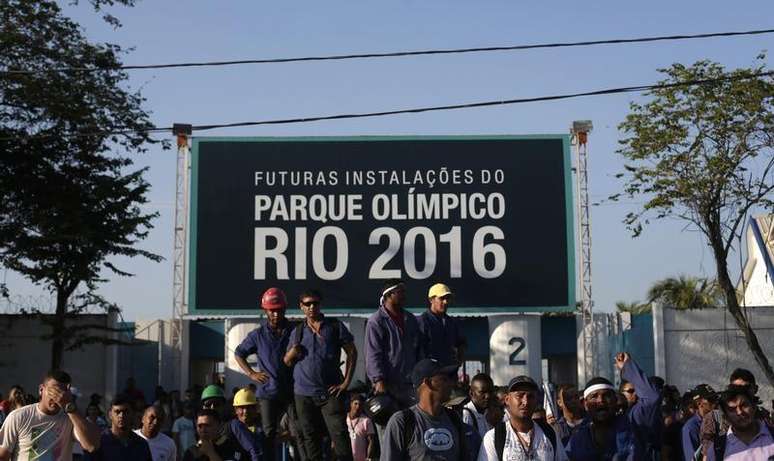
[293,317,341,346]
[494,419,557,461]
[462,406,479,433]
[400,408,469,461]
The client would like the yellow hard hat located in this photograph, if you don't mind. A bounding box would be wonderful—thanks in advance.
[428,283,453,299]
[232,388,258,407]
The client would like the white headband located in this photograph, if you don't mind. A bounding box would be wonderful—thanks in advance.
[382,284,403,297]
[583,384,615,399]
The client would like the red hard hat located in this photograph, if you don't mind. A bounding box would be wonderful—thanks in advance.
[261,287,287,311]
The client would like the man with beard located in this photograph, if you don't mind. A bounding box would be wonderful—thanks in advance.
[235,287,294,461]
[463,374,495,438]
[477,376,566,461]
[705,385,774,460]
[700,368,760,458]
[565,352,662,460]
[134,405,177,461]
[381,359,466,460]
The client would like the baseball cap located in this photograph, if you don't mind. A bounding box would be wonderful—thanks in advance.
[428,283,453,299]
[507,376,539,393]
[691,384,717,402]
[411,359,458,389]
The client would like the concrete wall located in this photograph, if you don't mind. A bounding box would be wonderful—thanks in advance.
[0,313,119,406]
[654,305,774,409]
[134,319,179,394]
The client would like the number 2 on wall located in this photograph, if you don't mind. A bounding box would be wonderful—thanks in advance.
[509,337,526,366]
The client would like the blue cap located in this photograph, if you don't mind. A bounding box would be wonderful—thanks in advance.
[411,359,458,389]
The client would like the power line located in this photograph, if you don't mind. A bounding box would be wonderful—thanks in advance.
[3,28,774,74]
[1,70,771,142]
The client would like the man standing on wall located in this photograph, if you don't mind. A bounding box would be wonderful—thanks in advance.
[418,283,466,365]
[284,289,357,461]
[365,280,422,439]
[235,287,294,461]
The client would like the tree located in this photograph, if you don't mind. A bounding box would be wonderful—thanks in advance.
[646,275,722,310]
[0,0,162,369]
[615,56,774,386]
[615,300,650,315]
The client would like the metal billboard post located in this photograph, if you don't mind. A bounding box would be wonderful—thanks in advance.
[171,123,193,392]
[572,120,595,385]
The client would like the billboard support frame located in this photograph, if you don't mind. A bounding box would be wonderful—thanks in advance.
[171,124,192,392]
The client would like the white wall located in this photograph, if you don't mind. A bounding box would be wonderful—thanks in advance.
[655,305,774,409]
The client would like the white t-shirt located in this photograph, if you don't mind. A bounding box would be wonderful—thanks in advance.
[0,404,76,461]
[171,416,196,453]
[477,420,568,461]
[462,401,491,438]
[134,429,177,461]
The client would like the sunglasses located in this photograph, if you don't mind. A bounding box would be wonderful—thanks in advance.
[623,389,636,394]
[301,300,320,307]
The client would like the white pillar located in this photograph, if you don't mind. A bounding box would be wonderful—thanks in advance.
[489,315,542,386]
[652,302,666,379]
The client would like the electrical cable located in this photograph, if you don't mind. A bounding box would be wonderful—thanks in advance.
[0,70,771,142]
[2,28,773,74]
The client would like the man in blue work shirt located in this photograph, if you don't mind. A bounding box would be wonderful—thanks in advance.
[284,288,357,461]
[681,384,716,461]
[365,279,422,439]
[565,352,662,461]
[234,287,293,461]
[418,283,466,365]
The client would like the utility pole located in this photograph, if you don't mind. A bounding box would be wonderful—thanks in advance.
[171,123,192,392]
[572,120,595,385]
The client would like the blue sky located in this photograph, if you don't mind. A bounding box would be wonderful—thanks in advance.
[6,1,774,320]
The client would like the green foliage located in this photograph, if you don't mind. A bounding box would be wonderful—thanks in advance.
[0,0,161,367]
[615,300,651,314]
[614,56,774,386]
[646,275,722,309]
[616,56,774,248]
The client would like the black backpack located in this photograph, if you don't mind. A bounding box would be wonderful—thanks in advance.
[293,317,341,345]
[400,408,469,461]
[494,419,557,461]
[462,407,479,434]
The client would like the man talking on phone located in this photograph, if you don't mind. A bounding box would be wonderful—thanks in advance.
[284,289,357,461]
[0,370,101,461]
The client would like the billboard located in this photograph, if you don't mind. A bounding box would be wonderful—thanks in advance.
[189,136,574,315]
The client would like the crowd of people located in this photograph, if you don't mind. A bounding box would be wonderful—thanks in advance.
[0,279,771,460]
